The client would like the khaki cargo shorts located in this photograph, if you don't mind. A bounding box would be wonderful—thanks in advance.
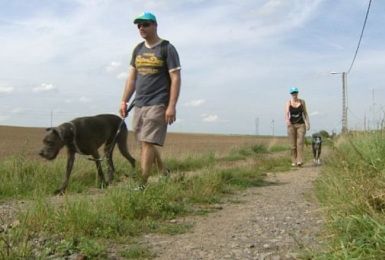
[132,104,167,146]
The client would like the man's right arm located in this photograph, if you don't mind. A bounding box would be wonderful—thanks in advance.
[120,66,137,117]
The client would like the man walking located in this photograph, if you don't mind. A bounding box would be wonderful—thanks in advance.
[119,12,181,189]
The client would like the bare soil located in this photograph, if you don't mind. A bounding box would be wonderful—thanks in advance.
[0,125,287,160]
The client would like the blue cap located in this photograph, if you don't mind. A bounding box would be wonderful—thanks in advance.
[289,87,299,94]
[133,12,157,24]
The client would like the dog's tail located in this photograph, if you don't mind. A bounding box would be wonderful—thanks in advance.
[116,125,136,167]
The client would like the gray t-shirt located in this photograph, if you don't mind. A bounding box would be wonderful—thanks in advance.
[130,40,181,107]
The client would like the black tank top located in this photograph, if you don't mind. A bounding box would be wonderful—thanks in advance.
[289,103,304,124]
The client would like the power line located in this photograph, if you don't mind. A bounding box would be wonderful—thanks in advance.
[347,0,372,74]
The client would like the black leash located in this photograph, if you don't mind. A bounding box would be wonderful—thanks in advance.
[88,101,135,162]
[108,101,136,156]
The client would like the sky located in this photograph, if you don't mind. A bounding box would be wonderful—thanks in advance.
[0,0,384,136]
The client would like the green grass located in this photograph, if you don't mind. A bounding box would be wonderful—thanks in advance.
[0,155,60,199]
[268,144,290,153]
[165,153,216,172]
[120,244,154,259]
[0,143,290,258]
[221,144,269,161]
[0,155,118,200]
[313,131,385,259]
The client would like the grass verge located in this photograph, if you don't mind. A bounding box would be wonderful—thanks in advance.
[313,131,385,259]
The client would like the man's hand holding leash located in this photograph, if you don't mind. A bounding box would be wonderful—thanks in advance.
[120,101,128,118]
[120,101,135,119]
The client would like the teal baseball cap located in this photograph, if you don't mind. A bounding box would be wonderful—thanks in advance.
[133,12,157,24]
[289,87,299,94]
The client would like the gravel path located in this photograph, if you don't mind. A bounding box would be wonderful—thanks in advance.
[142,163,324,259]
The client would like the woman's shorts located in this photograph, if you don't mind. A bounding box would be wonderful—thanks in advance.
[132,104,167,146]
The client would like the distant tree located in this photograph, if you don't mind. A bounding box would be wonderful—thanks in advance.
[319,130,330,138]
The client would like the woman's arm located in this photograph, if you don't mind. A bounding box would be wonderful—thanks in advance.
[302,99,310,130]
[285,100,291,126]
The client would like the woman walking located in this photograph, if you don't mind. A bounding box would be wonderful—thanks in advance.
[285,87,310,167]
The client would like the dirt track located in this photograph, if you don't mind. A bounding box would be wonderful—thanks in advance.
[142,163,323,259]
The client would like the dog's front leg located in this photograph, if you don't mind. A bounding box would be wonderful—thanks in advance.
[54,152,75,195]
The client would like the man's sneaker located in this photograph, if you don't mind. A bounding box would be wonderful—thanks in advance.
[297,162,303,167]
[291,163,296,167]
[134,184,146,191]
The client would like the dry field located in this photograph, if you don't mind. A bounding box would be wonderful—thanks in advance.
[0,125,287,160]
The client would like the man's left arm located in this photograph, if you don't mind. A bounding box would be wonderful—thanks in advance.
[165,69,181,125]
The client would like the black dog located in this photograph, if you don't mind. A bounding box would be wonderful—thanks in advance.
[311,133,322,165]
[39,114,136,194]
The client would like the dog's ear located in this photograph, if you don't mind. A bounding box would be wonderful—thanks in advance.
[57,123,74,143]
[49,127,62,139]
[46,127,52,132]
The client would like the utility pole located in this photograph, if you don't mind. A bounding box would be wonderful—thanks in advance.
[255,117,259,136]
[372,88,376,129]
[271,119,275,136]
[331,71,348,133]
[50,110,53,127]
[342,72,348,133]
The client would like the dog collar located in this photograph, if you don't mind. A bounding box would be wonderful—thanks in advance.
[68,122,86,155]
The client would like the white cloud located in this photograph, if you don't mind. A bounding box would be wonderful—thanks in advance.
[202,114,219,122]
[117,72,128,80]
[79,96,92,103]
[105,61,121,73]
[184,99,205,107]
[0,86,14,94]
[33,83,57,93]
[310,111,319,116]
[256,0,322,29]
[63,97,91,104]
[10,107,28,114]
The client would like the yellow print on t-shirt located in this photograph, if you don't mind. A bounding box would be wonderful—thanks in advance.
[137,67,159,75]
[135,52,164,69]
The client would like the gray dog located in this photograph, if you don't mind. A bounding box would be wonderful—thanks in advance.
[39,114,136,194]
[311,133,322,165]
